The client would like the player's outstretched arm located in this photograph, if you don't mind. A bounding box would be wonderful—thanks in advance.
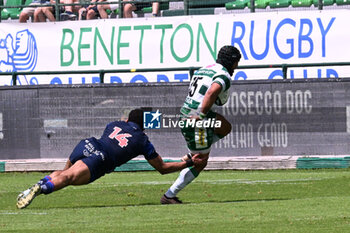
[148,154,203,175]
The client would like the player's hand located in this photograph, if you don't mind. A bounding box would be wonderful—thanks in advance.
[189,115,201,121]
[191,153,206,166]
[189,111,207,121]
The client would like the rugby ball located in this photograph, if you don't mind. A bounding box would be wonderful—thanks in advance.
[215,91,229,106]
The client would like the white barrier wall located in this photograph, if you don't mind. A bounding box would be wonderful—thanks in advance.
[0,10,349,85]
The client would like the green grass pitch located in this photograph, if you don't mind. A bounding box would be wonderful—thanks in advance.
[1,169,350,232]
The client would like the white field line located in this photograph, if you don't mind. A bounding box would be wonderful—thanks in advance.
[86,177,324,187]
[10,178,326,192]
[0,212,48,215]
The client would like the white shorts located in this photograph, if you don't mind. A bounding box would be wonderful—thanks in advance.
[21,2,50,16]
[21,3,40,16]
[106,1,119,11]
[110,4,118,11]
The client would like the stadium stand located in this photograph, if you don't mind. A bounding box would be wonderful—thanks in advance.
[24,0,33,5]
[164,0,349,16]
[225,0,250,10]
[137,1,169,14]
[1,0,23,20]
[291,0,313,7]
[224,0,349,9]
[81,2,169,19]
[313,0,335,6]
[116,1,170,17]
[269,0,291,8]
[0,0,350,21]
[249,0,271,8]
[163,0,232,16]
[335,0,350,5]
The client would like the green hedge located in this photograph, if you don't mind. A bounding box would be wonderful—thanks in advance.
[297,157,350,169]
[114,159,181,172]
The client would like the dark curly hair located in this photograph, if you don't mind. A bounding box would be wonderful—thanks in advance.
[128,108,153,130]
[128,108,145,130]
[216,45,241,76]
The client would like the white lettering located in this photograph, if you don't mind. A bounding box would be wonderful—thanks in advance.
[247,91,255,115]
[223,90,312,116]
[162,118,222,129]
[215,124,254,149]
[239,92,247,115]
[257,123,288,148]
[162,118,170,128]
[304,90,312,113]
[273,91,282,114]
[255,91,264,115]
[187,119,196,127]
[265,91,272,115]
[285,90,313,114]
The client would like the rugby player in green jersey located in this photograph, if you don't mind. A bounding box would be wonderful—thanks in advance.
[161,45,241,204]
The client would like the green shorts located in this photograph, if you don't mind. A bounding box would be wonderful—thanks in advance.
[180,111,217,153]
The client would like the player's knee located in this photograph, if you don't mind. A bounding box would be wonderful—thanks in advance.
[123,4,132,11]
[59,173,72,186]
[97,4,104,12]
[123,4,133,15]
[194,155,208,171]
[19,13,28,22]
[87,10,95,19]
[198,158,208,169]
[215,114,232,137]
[41,8,49,14]
[217,121,231,138]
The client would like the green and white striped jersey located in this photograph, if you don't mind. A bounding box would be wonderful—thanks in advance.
[180,63,231,117]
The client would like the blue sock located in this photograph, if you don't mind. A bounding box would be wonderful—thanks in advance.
[38,176,51,185]
[41,180,55,194]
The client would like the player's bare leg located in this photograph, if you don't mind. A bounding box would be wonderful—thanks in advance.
[97,4,111,19]
[214,113,232,139]
[162,113,231,204]
[17,160,90,209]
[16,159,73,208]
[48,160,73,179]
[123,2,137,18]
[41,7,56,22]
[49,160,90,191]
[161,152,209,204]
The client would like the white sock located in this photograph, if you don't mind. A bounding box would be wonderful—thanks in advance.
[165,168,197,198]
